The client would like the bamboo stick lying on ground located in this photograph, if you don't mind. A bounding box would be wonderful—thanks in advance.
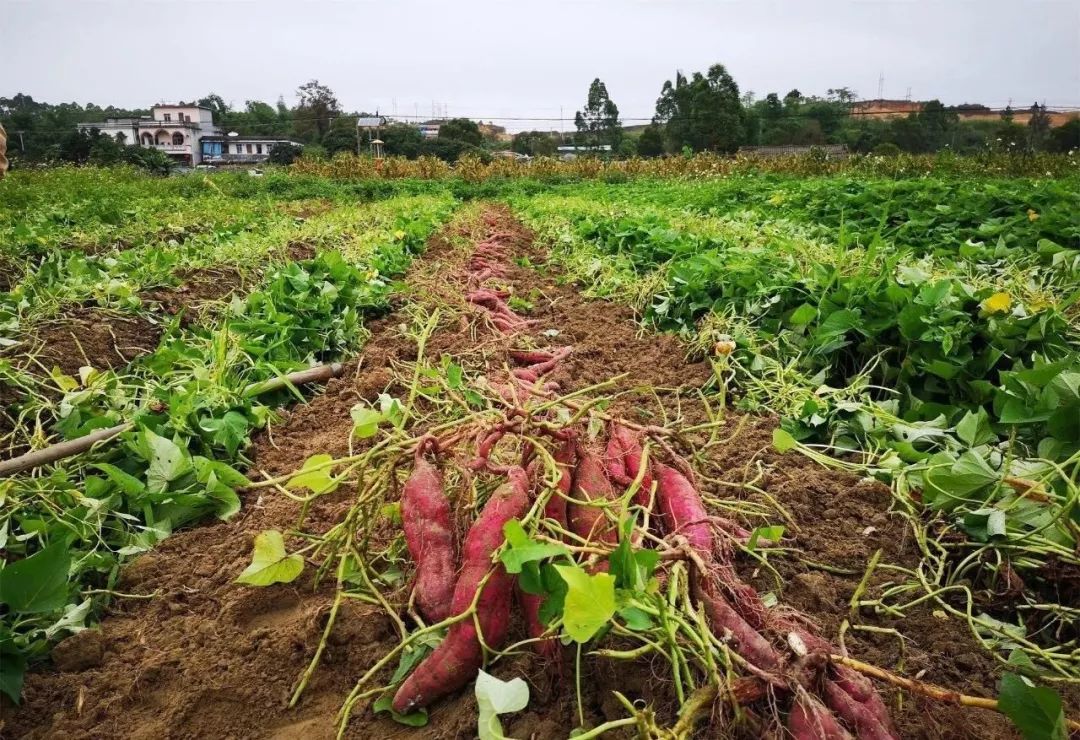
[0,362,345,477]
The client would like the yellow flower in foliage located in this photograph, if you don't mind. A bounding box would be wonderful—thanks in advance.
[1027,209,1039,221]
[982,292,1013,314]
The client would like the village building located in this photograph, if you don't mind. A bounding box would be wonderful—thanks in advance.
[77,104,301,166]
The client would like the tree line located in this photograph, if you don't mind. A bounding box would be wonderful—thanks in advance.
[2,68,1078,171]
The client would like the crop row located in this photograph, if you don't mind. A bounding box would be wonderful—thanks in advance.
[514,181,1080,679]
[0,183,455,700]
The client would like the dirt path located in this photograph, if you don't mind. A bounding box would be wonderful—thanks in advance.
[5,206,1023,739]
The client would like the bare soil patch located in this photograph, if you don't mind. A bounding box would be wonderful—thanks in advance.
[6,207,1062,740]
[141,266,247,324]
[24,307,162,377]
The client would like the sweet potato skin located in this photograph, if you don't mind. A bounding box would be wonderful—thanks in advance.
[654,463,713,555]
[568,449,619,546]
[696,581,782,671]
[392,467,530,712]
[401,455,455,623]
[788,692,854,740]
[606,424,653,508]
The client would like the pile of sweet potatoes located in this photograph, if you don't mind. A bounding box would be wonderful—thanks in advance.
[388,223,898,738]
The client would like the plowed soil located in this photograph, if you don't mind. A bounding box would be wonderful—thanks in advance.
[5,206,1054,739]
[24,307,162,377]
[141,266,247,325]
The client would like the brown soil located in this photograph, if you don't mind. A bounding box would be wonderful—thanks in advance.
[6,207,1061,740]
[141,267,247,324]
[22,307,162,377]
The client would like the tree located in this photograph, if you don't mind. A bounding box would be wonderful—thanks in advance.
[655,64,744,153]
[574,78,621,149]
[1048,118,1080,153]
[636,123,665,157]
[267,142,303,165]
[1027,103,1052,150]
[322,116,358,155]
[512,130,557,157]
[380,123,424,158]
[762,93,783,122]
[1000,105,1014,122]
[438,118,482,147]
[294,80,340,141]
[197,94,228,123]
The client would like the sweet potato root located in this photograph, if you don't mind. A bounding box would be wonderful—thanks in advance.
[401,450,455,623]
[655,463,713,555]
[696,580,782,671]
[392,467,531,712]
[788,692,853,740]
[568,448,620,546]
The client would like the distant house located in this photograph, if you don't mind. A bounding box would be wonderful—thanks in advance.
[199,135,304,165]
[77,103,300,165]
[418,121,442,140]
[739,144,848,159]
[556,144,611,160]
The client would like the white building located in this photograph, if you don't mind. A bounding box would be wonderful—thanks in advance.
[78,104,301,166]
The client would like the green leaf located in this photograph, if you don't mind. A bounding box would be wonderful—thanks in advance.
[997,673,1066,740]
[373,694,429,727]
[0,542,70,614]
[94,463,146,496]
[772,428,797,453]
[499,520,570,574]
[236,530,304,586]
[0,648,25,703]
[955,408,994,447]
[788,303,817,325]
[618,606,654,631]
[747,525,785,552]
[378,393,405,428]
[286,454,338,495]
[554,565,616,642]
[446,362,463,390]
[475,669,530,740]
[349,404,383,439]
[141,429,192,494]
[199,410,249,457]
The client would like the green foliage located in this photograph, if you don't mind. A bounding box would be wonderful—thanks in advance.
[0,172,456,699]
[574,78,622,150]
[655,63,744,153]
[438,118,483,148]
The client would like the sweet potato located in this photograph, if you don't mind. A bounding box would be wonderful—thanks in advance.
[518,588,560,662]
[568,448,620,546]
[696,580,782,671]
[822,680,897,740]
[401,451,455,623]
[788,692,853,740]
[655,463,713,555]
[544,438,576,527]
[393,467,531,713]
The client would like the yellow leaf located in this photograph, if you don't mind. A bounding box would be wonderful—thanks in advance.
[1027,209,1039,222]
[982,292,1012,314]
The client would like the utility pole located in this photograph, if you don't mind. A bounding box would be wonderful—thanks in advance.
[877,72,884,100]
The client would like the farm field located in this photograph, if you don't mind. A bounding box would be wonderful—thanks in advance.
[1,165,1078,739]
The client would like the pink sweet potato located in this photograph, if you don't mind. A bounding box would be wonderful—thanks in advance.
[518,588,560,662]
[568,448,620,546]
[655,463,713,556]
[393,467,531,713]
[696,580,782,671]
[822,680,897,740]
[401,451,455,623]
[544,438,576,527]
[788,692,854,740]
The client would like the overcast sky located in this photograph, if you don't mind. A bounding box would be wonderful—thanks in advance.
[5,0,1079,131]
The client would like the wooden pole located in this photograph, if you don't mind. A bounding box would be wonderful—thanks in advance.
[0,363,346,477]
[0,423,132,477]
[241,362,344,398]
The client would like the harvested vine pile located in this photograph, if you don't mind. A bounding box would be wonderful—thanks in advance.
[6,207,1074,739]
